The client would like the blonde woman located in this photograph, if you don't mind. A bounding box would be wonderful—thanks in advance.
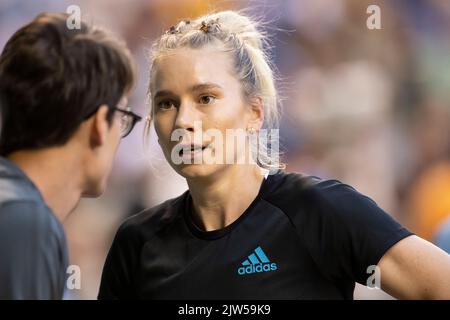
[99,11,450,299]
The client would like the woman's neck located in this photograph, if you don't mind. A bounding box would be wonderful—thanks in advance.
[187,165,265,231]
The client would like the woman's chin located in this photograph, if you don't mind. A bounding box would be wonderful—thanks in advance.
[174,163,224,179]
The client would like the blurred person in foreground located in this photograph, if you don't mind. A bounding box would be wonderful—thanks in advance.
[99,11,450,299]
[0,13,141,299]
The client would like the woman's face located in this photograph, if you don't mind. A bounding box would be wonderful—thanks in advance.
[151,45,262,179]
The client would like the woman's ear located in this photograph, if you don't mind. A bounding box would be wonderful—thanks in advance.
[247,96,264,130]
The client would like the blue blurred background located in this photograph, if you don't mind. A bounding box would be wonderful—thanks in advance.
[1,0,449,299]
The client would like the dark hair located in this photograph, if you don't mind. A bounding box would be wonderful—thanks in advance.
[0,12,135,156]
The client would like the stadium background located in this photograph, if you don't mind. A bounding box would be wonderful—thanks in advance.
[1,0,449,299]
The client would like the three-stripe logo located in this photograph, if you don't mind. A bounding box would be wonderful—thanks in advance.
[237,246,278,276]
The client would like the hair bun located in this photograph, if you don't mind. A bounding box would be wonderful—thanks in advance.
[203,11,263,49]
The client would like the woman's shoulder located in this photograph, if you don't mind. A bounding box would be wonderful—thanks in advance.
[115,190,189,240]
[269,171,361,203]
[267,171,381,222]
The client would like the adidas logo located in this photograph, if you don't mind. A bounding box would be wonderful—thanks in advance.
[237,246,278,276]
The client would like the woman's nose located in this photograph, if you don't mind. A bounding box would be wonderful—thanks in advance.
[174,101,199,132]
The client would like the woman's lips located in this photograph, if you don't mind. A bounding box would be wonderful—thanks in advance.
[177,143,211,158]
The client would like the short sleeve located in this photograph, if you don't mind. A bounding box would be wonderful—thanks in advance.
[293,180,413,285]
[0,201,67,299]
[98,221,141,299]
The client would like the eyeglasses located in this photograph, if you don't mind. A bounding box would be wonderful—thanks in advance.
[113,106,142,138]
[83,105,142,138]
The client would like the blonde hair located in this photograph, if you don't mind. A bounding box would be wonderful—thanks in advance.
[146,10,284,170]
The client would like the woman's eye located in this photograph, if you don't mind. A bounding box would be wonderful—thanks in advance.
[157,100,175,110]
[199,95,215,105]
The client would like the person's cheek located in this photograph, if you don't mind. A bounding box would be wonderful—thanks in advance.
[155,119,171,155]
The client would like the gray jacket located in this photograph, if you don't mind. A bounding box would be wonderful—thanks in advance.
[0,157,67,300]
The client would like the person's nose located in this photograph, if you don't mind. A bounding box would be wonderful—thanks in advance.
[174,99,199,133]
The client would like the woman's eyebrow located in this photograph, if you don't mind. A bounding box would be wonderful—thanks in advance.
[153,90,174,99]
[153,83,222,98]
[190,83,223,92]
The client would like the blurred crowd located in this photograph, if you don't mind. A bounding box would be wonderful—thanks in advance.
[1,0,449,299]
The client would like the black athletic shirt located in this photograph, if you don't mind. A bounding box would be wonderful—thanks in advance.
[98,171,413,299]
